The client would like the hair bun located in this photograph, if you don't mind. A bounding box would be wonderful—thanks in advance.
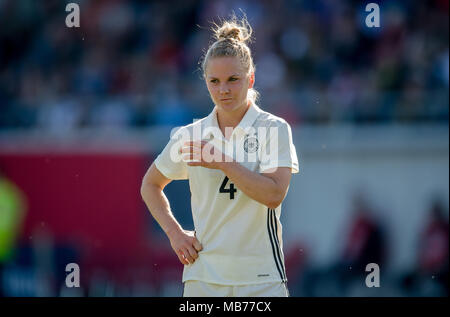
[213,17,252,44]
[218,26,242,41]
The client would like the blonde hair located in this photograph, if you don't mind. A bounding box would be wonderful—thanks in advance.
[201,14,259,104]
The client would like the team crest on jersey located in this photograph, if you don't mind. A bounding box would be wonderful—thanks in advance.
[244,135,259,153]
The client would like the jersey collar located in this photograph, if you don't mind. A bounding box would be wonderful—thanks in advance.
[203,101,262,141]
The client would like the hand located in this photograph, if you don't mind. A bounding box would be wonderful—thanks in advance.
[180,140,233,170]
[167,229,203,265]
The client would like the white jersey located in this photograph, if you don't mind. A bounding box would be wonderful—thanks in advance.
[154,102,299,285]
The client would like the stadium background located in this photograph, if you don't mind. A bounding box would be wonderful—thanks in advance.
[0,0,448,296]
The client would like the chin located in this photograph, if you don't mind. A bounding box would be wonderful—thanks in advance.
[218,100,245,112]
[217,102,235,111]
[222,103,237,110]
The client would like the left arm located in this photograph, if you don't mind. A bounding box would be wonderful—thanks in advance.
[182,141,292,209]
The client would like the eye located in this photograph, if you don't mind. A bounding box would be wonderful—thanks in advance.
[229,77,238,81]
[210,79,218,83]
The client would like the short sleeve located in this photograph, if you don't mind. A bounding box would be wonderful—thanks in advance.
[259,120,299,174]
[154,127,189,180]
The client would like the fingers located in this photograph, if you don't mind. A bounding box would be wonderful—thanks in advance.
[180,142,219,165]
[184,237,203,262]
[182,247,196,264]
[183,140,207,147]
[188,245,199,259]
[175,246,199,265]
[180,145,201,162]
[180,145,198,154]
[179,141,208,153]
[179,142,200,153]
[187,161,202,167]
[181,151,200,160]
[192,239,203,252]
[176,250,189,265]
[171,230,203,265]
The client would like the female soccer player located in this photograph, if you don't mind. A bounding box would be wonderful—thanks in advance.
[141,16,299,297]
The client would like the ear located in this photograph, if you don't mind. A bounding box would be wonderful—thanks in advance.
[248,72,255,89]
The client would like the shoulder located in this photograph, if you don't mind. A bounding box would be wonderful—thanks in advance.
[254,108,292,130]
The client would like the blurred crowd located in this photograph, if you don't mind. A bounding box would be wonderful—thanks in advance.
[293,194,449,297]
[0,0,448,131]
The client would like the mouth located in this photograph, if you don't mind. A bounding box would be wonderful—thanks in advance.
[220,98,233,102]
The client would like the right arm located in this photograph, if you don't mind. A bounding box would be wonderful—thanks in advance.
[140,162,202,265]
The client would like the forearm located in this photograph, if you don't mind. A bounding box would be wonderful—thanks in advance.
[140,183,183,237]
[219,161,282,209]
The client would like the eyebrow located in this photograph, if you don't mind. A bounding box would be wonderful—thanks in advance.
[207,74,240,79]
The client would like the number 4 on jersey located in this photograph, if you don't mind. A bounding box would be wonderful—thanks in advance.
[219,176,236,199]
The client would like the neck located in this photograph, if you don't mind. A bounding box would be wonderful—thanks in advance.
[216,101,251,130]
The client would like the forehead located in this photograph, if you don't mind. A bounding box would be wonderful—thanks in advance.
[206,56,246,78]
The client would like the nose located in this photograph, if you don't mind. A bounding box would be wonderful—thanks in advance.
[219,84,230,95]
